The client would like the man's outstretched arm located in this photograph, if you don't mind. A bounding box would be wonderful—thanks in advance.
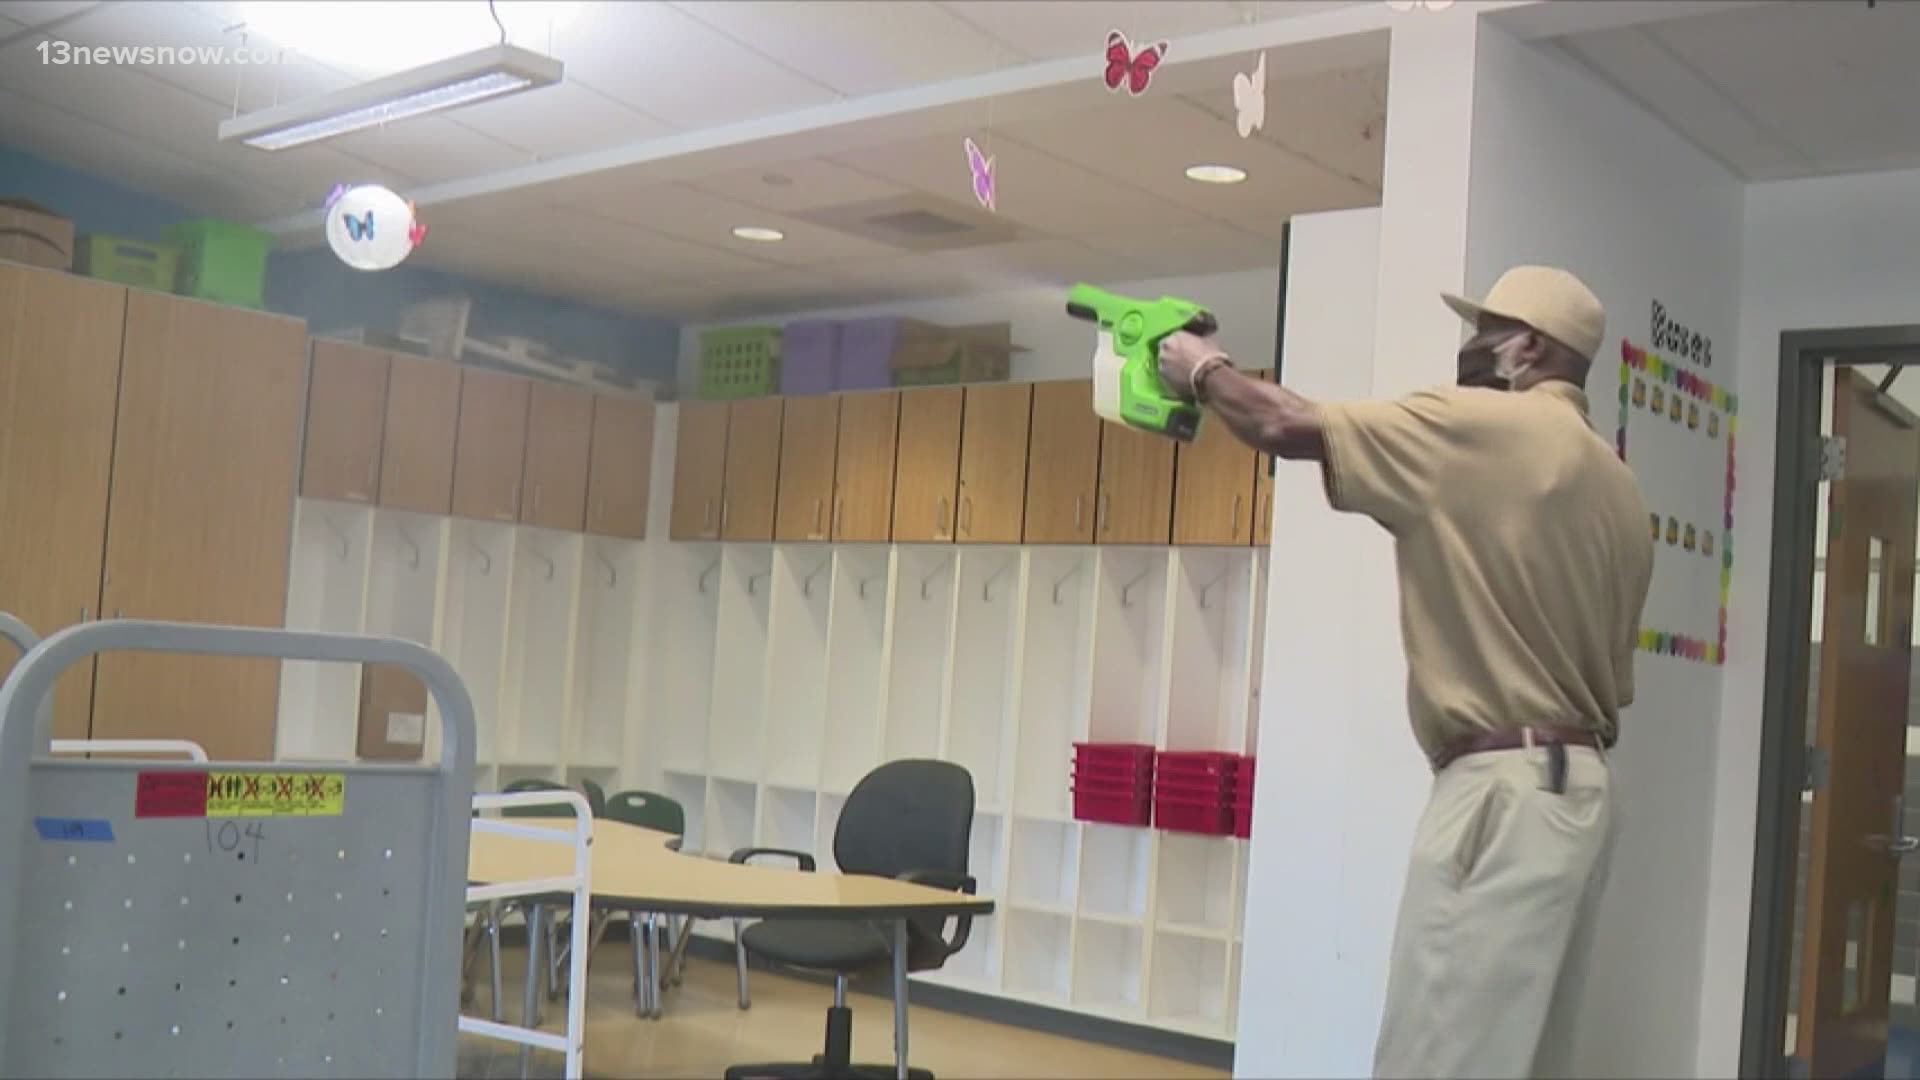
[1157,331,1325,461]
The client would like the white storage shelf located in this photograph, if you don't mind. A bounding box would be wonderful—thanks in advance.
[274,404,1270,1041]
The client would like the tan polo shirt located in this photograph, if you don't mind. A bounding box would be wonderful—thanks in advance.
[1318,380,1653,764]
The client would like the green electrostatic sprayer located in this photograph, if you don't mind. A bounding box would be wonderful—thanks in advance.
[1066,283,1219,443]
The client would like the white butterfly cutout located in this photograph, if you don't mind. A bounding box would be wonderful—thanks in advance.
[1233,50,1266,138]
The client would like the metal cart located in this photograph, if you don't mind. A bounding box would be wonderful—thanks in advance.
[0,618,477,1078]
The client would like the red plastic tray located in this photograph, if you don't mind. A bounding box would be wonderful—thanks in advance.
[1154,795,1233,835]
[1156,750,1239,776]
[1233,800,1253,839]
[1073,761,1153,786]
[1074,742,1156,767]
[1074,787,1151,826]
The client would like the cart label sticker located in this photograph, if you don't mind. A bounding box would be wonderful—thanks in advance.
[136,770,210,817]
[35,817,114,842]
[205,772,345,817]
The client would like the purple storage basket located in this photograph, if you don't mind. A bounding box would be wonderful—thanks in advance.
[838,317,907,391]
[781,319,841,396]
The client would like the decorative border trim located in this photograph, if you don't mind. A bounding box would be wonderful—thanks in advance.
[1617,340,1737,666]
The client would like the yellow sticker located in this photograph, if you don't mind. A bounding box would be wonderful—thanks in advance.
[205,772,345,817]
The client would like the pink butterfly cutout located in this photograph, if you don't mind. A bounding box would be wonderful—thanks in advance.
[1104,29,1167,96]
[965,137,996,212]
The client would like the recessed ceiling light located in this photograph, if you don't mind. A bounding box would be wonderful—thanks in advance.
[1184,164,1249,184]
[732,226,785,242]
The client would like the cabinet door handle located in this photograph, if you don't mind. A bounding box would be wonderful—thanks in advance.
[1260,492,1271,538]
[813,498,823,537]
[703,498,715,533]
[1073,494,1085,531]
[961,496,973,536]
[366,459,378,498]
[595,498,605,525]
[1231,494,1243,539]
[533,484,543,513]
[937,497,949,538]
[79,608,88,623]
[720,500,731,534]
[1098,491,1111,533]
[833,497,843,536]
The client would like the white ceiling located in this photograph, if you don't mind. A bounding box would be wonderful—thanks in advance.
[1557,0,1920,182]
[0,0,1386,320]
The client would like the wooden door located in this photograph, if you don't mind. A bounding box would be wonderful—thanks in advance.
[520,381,594,531]
[1797,368,1920,1078]
[670,400,729,540]
[451,369,531,524]
[1172,396,1258,545]
[833,390,901,543]
[721,397,783,541]
[957,382,1032,544]
[586,393,655,539]
[378,354,460,515]
[1097,421,1176,545]
[93,293,306,761]
[301,340,390,504]
[892,387,963,543]
[1024,380,1102,544]
[775,395,840,542]
[1252,373,1275,546]
[0,266,125,740]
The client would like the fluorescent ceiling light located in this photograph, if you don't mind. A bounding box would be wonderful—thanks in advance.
[732,226,786,242]
[218,44,563,150]
[235,2,582,73]
[1184,164,1249,184]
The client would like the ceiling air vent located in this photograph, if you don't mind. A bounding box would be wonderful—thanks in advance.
[797,192,1019,252]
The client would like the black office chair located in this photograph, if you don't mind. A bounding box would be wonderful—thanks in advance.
[724,759,977,1080]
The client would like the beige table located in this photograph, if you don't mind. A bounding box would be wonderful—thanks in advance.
[467,818,993,1079]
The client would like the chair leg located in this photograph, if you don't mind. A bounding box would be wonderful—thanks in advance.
[520,903,544,1080]
[891,919,909,1080]
[734,918,752,1010]
[630,912,652,1018]
[487,907,504,1024]
[647,914,666,1019]
[669,915,694,986]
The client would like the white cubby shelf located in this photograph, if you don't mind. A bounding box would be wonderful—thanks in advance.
[275,405,1270,1040]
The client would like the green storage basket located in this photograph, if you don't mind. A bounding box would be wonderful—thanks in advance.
[74,235,180,293]
[698,326,781,400]
[167,219,272,308]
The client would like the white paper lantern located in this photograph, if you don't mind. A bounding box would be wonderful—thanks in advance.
[324,184,423,271]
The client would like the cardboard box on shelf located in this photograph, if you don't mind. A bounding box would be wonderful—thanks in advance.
[0,198,75,270]
[356,662,428,762]
[890,320,1022,385]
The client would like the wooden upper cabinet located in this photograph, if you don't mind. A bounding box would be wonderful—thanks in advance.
[774,395,840,542]
[721,397,783,541]
[586,393,655,540]
[451,369,531,524]
[670,400,729,540]
[1173,398,1259,545]
[892,387,963,543]
[0,265,125,741]
[1024,380,1102,544]
[93,293,306,761]
[833,390,901,543]
[957,382,1032,544]
[301,340,390,504]
[520,380,594,531]
[1097,421,1175,545]
[1252,369,1275,547]
[378,354,460,515]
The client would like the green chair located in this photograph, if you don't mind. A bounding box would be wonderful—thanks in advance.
[501,777,573,818]
[580,777,608,818]
[605,790,692,1018]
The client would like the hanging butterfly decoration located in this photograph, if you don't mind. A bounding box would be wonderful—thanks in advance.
[323,183,427,271]
[964,137,997,212]
[1233,51,1267,138]
[1104,29,1168,96]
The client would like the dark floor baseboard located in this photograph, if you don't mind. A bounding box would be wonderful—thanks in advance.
[493,920,1235,1071]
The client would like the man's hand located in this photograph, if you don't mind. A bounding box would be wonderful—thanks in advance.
[1158,330,1226,400]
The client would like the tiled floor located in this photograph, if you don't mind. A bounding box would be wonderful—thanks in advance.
[458,945,1226,1079]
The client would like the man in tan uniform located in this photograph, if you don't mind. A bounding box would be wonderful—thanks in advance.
[1156,266,1653,1078]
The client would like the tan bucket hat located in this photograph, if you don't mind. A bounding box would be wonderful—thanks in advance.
[1442,265,1605,363]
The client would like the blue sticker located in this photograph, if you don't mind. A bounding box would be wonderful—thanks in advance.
[35,817,114,843]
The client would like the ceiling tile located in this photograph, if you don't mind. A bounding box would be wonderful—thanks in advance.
[455,80,675,160]
[916,236,1136,290]
[323,116,532,187]
[0,1,103,29]
[1178,63,1389,190]
[564,181,907,265]
[695,158,910,214]
[941,1,1256,62]
[0,15,27,32]
[671,1,1012,97]
[437,201,786,281]
[548,2,841,129]
[829,131,1209,234]
[1076,221,1282,279]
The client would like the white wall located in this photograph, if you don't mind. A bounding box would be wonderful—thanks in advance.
[1698,166,1920,1076]
[1465,23,1745,1078]
[677,266,1282,388]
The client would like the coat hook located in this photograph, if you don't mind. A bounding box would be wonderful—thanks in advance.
[596,552,617,588]
[470,541,491,576]
[1196,570,1229,610]
[1119,565,1153,608]
[532,548,555,582]
[1051,565,1081,606]
[321,516,350,561]
[397,525,421,570]
[698,560,721,594]
[858,575,881,600]
[747,571,769,596]
[981,561,1014,602]
[920,562,948,601]
[801,560,830,597]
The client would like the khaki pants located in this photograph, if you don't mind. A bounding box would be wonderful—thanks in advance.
[1373,745,1612,1079]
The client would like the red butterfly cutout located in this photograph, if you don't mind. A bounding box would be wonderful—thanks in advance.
[1104,29,1167,96]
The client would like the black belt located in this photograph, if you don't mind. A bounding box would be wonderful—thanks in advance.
[1432,726,1605,793]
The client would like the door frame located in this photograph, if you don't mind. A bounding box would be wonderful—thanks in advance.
[1742,324,1920,1078]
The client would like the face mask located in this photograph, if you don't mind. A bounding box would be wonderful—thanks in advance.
[1457,328,1529,390]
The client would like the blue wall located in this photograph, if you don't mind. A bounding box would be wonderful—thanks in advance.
[0,144,678,379]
